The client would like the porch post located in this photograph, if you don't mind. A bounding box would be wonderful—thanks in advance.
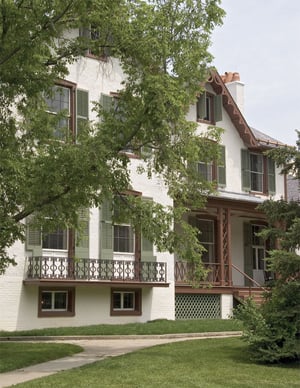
[218,207,232,286]
[226,208,233,286]
[218,207,225,286]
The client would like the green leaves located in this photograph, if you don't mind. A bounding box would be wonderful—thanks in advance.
[237,138,300,362]
[0,0,225,273]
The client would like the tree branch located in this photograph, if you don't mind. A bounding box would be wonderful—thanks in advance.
[13,185,71,222]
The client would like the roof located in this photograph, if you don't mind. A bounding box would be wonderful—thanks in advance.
[208,70,284,150]
[251,127,285,148]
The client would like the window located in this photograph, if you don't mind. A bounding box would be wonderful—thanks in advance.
[113,291,134,310]
[250,153,263,192]
[100,93,134,154]
[197,219,215,263]
[26,208,89,259]
[42,291,68,311]
[251,225,266,270]
[241,149,276,194]
[42,228,68,250]
[198,162,213,182]
[80,26,112,58]
[189,218,216,263]
[196,91,222,123]
[45,85,73,140]
[113,224,134,253]
[196,145,226,187]
[111,289,142,316]
[38,287,75,317]
[45,83,88,140]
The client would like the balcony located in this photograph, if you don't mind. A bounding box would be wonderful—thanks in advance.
[175,261,230,286]
[25,257,168,285]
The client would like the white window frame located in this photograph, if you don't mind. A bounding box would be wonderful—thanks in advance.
[45,86,71,139]
[250,153,264,192]
[42,228,68,253]
[196,219,215,263]
[41,290,68,312]
[113,224,134,254]
[112,291,135,311]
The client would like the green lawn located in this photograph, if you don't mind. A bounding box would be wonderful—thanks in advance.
[0,342,82,373]
[0,319,242,337]
[13,338,300,388]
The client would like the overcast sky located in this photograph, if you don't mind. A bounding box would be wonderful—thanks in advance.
[210,0,300,146]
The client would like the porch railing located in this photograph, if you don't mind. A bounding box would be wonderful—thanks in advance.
[175,261,229,286]
[26,257,167,283]
[231,263,267,292]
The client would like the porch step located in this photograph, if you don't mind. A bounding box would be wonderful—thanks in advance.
[233,288,266,306]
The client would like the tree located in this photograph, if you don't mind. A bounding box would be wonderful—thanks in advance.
[0,0,225,274]
[235,134,300,363]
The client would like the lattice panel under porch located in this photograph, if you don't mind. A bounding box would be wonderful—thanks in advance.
[175,294,221,319]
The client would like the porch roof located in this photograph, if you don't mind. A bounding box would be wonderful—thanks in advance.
[213,190,265,204]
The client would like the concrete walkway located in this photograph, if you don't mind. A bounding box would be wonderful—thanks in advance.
[0,332,241,387]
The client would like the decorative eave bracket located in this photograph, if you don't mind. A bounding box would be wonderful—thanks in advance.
[208,71,258,149]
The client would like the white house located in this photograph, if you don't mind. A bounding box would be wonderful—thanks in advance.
[175,71,286,319]
[0,39,287,331]
[1,51,175,331]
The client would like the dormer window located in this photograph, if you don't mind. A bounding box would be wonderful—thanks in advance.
[79,26,112,58]
[196,91,222,124]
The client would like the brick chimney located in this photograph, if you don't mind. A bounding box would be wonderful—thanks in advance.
[221,72,245,114]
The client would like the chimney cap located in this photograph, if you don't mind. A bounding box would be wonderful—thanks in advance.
[221,72,240,83]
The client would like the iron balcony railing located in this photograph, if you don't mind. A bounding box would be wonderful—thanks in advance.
[26,257,167,283]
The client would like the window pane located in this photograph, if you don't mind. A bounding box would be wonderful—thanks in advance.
[113,292,121,309]
[114,225,134,253]
[250,154,263,173]
[252,225,264,245]
[258,249,265,270]
[54,292,67,310]
[41,292,52,310]
[43,229,68,250]
[204,95,211,121]
[123,292,134,309]
[198,163,213,181]
[197,220,214,243]
[251,172,263,192]
[46,87,70,113]
[113,291,134,310]
[45,87,70,140]
[196,220,215,263]
[250,154,263,191]
[201,243,215,263]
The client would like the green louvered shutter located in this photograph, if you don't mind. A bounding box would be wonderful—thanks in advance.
[214,94,223,122]
[75,208,89,259]
[241,149,251,191]
[141,198,156,261]
[100,200,113,259]
[26,217,42,256]
[141,235,156,262]
[243,223,253,286]
[217,145,226,187]
[267,158,276,195]
[196,92,206,120]
[76,90,89,136]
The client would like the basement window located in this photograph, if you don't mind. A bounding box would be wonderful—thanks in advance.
[38,287,75,317]
[111,289,142,316]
